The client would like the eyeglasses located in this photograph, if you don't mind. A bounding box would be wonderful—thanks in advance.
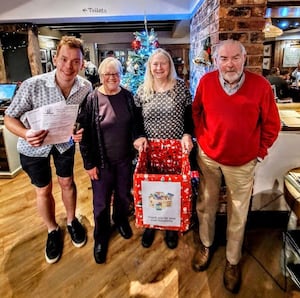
[102,73,120,78]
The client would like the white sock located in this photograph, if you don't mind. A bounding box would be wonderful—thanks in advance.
[48,225,59,233]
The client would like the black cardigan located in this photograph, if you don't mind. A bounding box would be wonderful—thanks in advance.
[78,87,145,170]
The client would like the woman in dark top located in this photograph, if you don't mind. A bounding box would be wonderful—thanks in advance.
[78,57,144,264]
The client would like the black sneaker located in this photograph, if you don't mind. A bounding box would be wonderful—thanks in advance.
[67,218,87,248]
[45,227,62,264]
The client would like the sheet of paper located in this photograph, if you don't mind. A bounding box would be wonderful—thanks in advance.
[25,101,79,145]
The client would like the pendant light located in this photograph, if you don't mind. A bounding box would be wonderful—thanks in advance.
[263,18,283,38]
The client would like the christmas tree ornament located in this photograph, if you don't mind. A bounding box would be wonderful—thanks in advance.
[131,39,141,51]
[153,40,160,48]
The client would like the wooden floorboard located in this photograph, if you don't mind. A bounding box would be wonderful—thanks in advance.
[0,150,300,298]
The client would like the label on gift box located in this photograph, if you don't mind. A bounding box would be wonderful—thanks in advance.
[141,181,181,227]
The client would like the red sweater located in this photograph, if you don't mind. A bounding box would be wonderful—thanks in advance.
[192,70,281,166]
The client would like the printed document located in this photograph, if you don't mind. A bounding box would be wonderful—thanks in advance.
[25,101,79,145]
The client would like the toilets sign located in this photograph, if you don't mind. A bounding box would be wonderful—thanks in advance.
[82,8,107,14]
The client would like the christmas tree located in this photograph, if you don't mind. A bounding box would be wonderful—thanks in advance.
[122,26,159,94]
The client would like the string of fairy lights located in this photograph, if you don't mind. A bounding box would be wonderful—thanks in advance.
[0,24,38,52]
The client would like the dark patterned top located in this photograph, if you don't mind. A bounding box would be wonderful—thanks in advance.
[134,79,192,139]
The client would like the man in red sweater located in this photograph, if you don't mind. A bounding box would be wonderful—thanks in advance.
[192,39,281,293]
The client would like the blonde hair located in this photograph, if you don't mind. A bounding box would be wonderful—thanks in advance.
[98,57,123,83]
[143,48,177,97]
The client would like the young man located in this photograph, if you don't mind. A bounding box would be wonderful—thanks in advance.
[192,39,281,293]
[4,36,92,264]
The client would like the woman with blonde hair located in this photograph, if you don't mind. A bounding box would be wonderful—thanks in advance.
[134,48,194,249]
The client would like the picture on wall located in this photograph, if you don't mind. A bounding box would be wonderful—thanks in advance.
[283,46,300,67]
[40,49,47,63]
[263,57,271,70]
[263,44,272,57]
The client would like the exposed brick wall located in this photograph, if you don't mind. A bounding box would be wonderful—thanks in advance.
[190,0,220,95]
[190,0,267,95]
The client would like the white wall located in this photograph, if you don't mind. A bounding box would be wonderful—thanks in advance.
[81,31,190,45]
[0,0,201,23]
[82,31,190,67]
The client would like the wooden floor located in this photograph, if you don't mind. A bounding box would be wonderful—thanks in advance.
[1,150,300,298]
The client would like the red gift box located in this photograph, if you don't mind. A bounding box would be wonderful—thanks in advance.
[133,139,192,232]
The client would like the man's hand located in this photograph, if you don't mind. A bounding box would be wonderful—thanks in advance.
[25,129,48,147]
[72,128,84,143]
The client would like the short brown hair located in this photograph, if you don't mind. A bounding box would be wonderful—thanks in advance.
[270,67,279,75]
[56,36,84,56]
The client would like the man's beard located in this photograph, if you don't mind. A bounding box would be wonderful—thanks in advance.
[223,71,242,84]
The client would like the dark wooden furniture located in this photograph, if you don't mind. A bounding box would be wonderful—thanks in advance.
[289,87,300,103]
